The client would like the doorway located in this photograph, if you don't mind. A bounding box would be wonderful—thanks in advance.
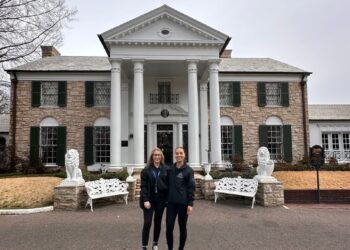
[157,124,173,165]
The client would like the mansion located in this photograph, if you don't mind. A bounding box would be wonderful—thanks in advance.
[6,5,311,170]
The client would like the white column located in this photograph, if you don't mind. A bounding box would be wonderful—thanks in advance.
[109,59,122,168]
[133,60,145,167]
[187,60,200,168]
[178,123,183,147]
[200,82,209,163]
[209,60,222,165]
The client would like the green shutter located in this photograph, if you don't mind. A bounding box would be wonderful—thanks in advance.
[283,125,293,162]
[281,82,289,107]
[58,81,67,107]
[85,81,94,107]
[257,82,266,107]
[32,81,41,107]
[259,125,268,147]
[85,126,94,165]
[56,126,66,166]
[30,127,40,166]
[232,82,241,107]
[234,125,243,160]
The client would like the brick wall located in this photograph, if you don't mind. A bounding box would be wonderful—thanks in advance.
[220,81,309,163]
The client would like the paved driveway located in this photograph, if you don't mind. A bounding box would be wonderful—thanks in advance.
[1,200,350,250]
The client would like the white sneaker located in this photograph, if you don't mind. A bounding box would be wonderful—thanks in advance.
[152,245,158,250]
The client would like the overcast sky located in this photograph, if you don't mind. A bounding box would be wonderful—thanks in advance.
[61,0,350,104]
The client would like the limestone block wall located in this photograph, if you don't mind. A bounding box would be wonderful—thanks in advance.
[13,80,109,169]
[220,81,309,163]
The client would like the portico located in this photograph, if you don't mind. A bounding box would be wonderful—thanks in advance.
[100,5,230,169]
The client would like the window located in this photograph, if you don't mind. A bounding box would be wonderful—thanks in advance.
[219,82,240,107]
[267,125,283,160]
[221,125,233,161]
[322,132,350,162]
[266,83,281,106]
[94,126,110,163]
[94,82,111,106]
[41,82,58,106]
[40,127,58,164]
[158,81,171,104]
[322,133,329,150]
[343,133,350,150]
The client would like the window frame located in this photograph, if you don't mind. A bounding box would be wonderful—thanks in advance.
[93,126,110,164]
[265,82,282,107]
[267,125,284,161]
[40,81,59,107]
[93,81,111,107]
[39,126,58,166]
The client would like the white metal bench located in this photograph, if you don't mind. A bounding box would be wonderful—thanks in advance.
[214,177,258,208]
[85,178,129,212]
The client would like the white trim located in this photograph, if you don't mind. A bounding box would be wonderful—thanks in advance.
[40,117,58,127]
[219,73,303,82]
[94,117,110,126]
[220,116,234,126]
[265,116,283,125]
[16,72,111,81]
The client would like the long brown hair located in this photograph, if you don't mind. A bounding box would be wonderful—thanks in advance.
[147,148,165,166]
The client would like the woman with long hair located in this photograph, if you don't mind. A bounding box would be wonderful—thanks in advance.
[140,148,169,250]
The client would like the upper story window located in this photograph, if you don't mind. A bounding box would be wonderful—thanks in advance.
[32,81,67,107]
[266,83,281,106]
[85,81,111,107]
[258,82,289,107]
[94,82,111,107]
[219,82,240,107]
[150,80,179,104]
[41,82,58,106]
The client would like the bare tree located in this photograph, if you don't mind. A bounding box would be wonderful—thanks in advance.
[0,0,76,113]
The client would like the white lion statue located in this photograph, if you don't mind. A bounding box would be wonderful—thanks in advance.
[254,147,277,182]
[60,149,84,186]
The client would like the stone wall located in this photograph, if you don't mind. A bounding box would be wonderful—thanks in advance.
[255,181,284,207]
[13,80,109,169]
[220,81,309,163]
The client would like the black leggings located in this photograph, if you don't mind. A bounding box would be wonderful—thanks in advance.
[166,203,188,250]
[142,201,165,246]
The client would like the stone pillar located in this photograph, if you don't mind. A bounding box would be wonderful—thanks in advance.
[256,181,285,207]
[200,82,209,163]
[54,185,87,210]
[187,60,200,168]
[126,180,136,201]
[133,60,145,167]
[209,60,222,165]
[109,59,122,169]
[201,179,216,200]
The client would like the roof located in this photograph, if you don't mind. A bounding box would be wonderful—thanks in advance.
[219,58,310,74]
[0,114,10,132]
[7,56,111,72]
[309,105,350,120]
[7,56,310,74]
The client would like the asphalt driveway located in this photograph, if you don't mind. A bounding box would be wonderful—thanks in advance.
[1,200,350,250]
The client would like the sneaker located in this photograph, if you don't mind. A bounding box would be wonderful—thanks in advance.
[152,245,158,250]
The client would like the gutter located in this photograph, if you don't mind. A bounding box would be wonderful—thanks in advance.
[10,73,18,167]
[300,74,308,158]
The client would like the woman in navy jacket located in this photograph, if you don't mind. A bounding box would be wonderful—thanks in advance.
[140,148,169,250]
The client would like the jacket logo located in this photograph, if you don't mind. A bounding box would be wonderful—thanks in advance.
[176,172,184,178]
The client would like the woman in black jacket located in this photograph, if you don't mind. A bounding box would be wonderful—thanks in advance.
[140,148,169,250]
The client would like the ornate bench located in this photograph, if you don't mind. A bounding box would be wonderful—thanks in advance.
[85,178,129,212]
[214,177,258,208]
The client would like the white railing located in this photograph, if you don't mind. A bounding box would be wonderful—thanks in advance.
[324,150,350,163]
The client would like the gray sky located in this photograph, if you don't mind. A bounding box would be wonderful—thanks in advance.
[61,0,350,104]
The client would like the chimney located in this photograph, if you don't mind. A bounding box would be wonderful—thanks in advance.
[41,46,61,58]
[220,49,232,58]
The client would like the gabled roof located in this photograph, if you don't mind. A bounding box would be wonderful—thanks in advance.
[309,104,350,121]
[99,5,230,56]
[220,58,310,74]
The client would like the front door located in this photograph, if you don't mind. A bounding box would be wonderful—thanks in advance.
[157,124,173,165]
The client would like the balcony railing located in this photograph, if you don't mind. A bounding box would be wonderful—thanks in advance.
[324,150,350,163]
[150,94,179,104]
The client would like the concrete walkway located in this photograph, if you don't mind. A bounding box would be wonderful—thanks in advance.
[1,200,350,250]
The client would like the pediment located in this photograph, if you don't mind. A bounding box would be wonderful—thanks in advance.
[100,5,229,50]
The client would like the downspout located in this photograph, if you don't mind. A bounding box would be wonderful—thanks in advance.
[10,73,18,167]
[300,74,308,158]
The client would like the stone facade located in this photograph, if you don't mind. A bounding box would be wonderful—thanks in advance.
[255,181,284,207]
[53,184,87,210]
[12,80,109,169]
[220,81,309,163]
